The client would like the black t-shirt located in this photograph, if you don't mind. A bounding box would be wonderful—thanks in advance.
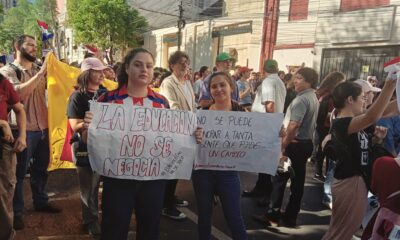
[67,91,95,119]
[332,117,370,180]
[316,94,333,131]
[66,90,98,156]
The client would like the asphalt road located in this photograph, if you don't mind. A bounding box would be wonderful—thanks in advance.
[160,163,331,240]
[16,162,331,240]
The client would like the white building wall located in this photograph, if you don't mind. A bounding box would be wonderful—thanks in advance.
[226,0,264,17]
[274,0,400,74]
[143,0,265,71]
[276,0,319,45]
[144,17,263,71]
[273,0,319,70]
[274,48,314,70]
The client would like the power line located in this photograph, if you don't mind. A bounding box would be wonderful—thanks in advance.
[137,6,180,17]
[136,1,397,32]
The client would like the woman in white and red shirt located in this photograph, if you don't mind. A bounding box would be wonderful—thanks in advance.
[83,48,201,240]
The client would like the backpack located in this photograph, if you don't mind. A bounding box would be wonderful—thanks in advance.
[8,63,22,81]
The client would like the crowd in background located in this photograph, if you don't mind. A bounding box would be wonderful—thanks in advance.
[1,33,400,240]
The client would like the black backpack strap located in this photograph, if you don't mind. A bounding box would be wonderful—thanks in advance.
[8,63,22,81]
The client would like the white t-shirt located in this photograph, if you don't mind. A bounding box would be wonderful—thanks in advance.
[193,79,203,96]
[251,73,286,113]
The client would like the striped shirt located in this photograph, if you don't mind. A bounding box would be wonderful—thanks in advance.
[98,85,169,109]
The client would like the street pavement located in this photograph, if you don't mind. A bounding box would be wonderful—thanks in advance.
[160,162,331,240]
[16,162,331,240]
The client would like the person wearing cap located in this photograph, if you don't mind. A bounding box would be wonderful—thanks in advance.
[236,66,253,111]
[66,57,108,236]
[103,66,116,81]
[255,68,319,228]
[0,34,61,230]
[367,75,378,87]
[243,60,286,201]
[354,79,381,109]
[198,52,239,108]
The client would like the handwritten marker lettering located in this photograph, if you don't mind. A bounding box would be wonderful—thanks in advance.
[195,110,283,174]
[97,105,125,131]
[120,135,145,157]
[89,103,197,180]
[220,150,246,158]
[130,107,196,135]
[228,116,252,127]
[150,136,173,158]
[103,157,160,177]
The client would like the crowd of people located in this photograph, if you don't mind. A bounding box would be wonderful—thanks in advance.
[0,33,400,240]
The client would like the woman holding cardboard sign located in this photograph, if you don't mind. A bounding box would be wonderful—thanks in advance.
[67,57,108,236]
[83,48,202,240]
[193,72,248,240]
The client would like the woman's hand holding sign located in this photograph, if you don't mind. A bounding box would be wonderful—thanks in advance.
[195,127,203,144]
[82,111,93,143]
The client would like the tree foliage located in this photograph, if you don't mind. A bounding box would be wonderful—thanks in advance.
[0,0,57,54]
[67,0,147,61]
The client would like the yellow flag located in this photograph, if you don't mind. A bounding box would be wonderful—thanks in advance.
[47,53,117,170]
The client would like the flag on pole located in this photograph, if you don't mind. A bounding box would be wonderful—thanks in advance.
[37,20,54,41]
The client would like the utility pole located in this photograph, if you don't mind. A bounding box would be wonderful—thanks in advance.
[177,1,185,51]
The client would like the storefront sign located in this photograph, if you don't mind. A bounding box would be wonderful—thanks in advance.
[212,21,252,38]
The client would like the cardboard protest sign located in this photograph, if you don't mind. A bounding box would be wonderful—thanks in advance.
[385,58,400,112]
[87,102,197,180]
[195,110,284,175]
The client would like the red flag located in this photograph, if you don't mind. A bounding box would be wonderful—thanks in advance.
[37,20,49,29]
[384,57,400,72]
[60,120,73,162]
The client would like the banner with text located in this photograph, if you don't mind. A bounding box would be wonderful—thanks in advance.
[195,110,283,175]
[87,102,197,180]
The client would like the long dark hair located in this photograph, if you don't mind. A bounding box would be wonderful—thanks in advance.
[117,48,154,89]
[316,71,345,96]
[332,81,363,110]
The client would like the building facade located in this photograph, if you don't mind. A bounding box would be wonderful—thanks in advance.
[143,0,265,72]
[274,0,400,80]
[144,0,400,80]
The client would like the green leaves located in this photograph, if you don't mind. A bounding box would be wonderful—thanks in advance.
[67,0,147,58]
[0,0,57,53]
